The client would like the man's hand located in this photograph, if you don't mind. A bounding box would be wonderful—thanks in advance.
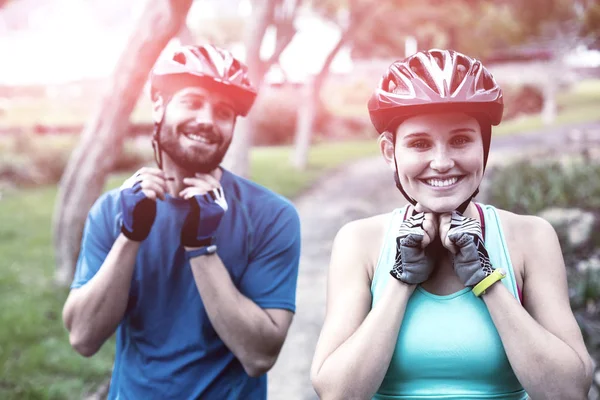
[439,211,494,287]
[180,173,228,250]
[390,204,438,285]
[119,168,168,241]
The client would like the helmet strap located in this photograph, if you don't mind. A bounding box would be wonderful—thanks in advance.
[393,155,417,206]
[151,96,171,170]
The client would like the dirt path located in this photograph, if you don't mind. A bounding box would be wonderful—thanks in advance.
[267,156,405,400]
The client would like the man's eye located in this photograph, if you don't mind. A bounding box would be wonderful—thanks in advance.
[215,107,234,120]
[182,99,203,108]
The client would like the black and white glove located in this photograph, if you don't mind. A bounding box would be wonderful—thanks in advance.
[447,211,494,287]
[390,212,436,285]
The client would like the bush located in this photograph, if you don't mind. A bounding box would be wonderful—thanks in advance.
[0,133,154,187]
[487,158,600,215]
[502,85,545,120]
[252,84,331,146]
[110,138,154,173]
[487,156,600,368]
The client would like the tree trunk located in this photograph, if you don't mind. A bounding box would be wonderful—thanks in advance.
[291,36,348,170]
[292,2,375,170]
[52,0,193,286]
[292,78,318,170]
[222,0,275,177]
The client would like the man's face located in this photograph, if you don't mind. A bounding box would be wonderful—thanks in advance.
[155,86,237,173]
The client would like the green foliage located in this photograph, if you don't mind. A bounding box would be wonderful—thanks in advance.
[582,1,600,48]
[487,155,600,368]
[0,134,154,187]
[252,85,332,146]
[494,79,600,136]
[0,186,115,400]
[502,85,544,120]
[506,0,577,37]
[487,159,600,215]
[345,0,590,60]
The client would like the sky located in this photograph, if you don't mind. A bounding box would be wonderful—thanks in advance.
[0,0,353,86]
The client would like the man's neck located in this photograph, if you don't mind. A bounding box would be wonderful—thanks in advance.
[161,159,222,198]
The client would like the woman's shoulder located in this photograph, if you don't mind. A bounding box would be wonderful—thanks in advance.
[337,212,393,236]
[332,211,398,277]
[333,212,393,255]
[491,206,560,249]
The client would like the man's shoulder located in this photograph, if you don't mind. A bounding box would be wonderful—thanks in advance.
[89,188,122,217]
[223,169,298,214]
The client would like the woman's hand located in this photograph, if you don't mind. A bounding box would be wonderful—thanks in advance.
[389,203,438,285]
[439,211,493,286]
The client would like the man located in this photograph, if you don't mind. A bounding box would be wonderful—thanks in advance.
[62,44,301,399]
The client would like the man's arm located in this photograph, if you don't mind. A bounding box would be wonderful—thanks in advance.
[180,175,301,376]
[63,167,167,357]
[189,253,294,377]
[62,234,139,357]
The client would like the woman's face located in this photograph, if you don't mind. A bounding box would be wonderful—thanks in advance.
[380,112,484,213]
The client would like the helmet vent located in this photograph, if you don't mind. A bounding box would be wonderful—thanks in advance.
[173,52,187,65]
[477,69,496,92]
[450,61,469,94]
[430,51,445,69]
[409,56,438,94]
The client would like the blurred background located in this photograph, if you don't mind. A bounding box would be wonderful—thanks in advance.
[1,0,600,398]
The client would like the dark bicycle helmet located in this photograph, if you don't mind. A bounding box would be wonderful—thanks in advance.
[367,49,504,213]
[150,44,257,116]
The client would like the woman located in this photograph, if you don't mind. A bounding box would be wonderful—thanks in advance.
[310,49,593,399]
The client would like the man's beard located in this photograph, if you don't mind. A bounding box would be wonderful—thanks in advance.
[159,122,231,174]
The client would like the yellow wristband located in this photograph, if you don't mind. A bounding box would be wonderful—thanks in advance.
[472,268,507,297]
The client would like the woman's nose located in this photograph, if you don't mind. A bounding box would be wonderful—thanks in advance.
[429,147,455,172]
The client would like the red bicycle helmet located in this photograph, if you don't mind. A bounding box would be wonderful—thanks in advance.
[150,44,257,116]
[368,49,504,214]
[368,49,503,134]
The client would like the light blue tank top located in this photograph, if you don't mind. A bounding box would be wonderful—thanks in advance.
[371,204,528,399]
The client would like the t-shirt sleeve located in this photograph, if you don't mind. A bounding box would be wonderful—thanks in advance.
[239,202,301,312]
[71,193,120,289]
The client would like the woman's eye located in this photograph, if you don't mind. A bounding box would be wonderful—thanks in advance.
[451,136,470,146]
[410,140,430,149]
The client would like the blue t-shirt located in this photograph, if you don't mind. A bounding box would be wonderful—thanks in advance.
[71,168,301,400]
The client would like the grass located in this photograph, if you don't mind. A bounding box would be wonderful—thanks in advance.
[0,186,115,400]
[0,139,379,400]
[494,80,600,135]
[250,139,378,198]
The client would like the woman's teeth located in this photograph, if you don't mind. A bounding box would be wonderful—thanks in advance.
[425,177,458,187]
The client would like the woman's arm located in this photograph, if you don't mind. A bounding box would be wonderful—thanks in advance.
[310,219,415,400]
[483,215,593,400]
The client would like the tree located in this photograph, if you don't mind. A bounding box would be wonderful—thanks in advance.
[222,0,301,176]
[52,0,194,286]
[292,0,380,169]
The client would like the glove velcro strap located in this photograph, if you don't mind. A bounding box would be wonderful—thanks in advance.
[121,225,148,242]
